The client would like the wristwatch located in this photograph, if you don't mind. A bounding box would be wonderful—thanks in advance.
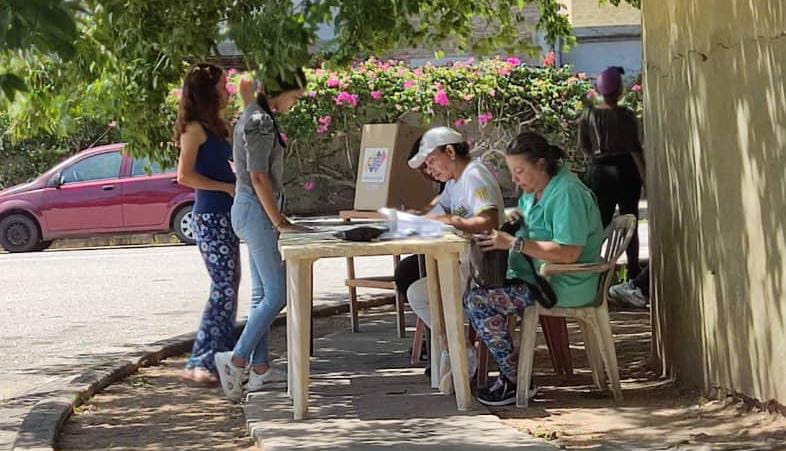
[514,235,526,253]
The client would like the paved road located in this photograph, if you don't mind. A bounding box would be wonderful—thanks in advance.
[0,244,396,449]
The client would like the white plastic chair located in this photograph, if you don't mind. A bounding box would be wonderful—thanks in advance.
[516,214,638,407]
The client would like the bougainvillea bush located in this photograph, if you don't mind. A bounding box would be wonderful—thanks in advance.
[221,56,642,212]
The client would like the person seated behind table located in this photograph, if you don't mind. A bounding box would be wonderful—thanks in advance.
[399,126,506,376]
[464,131,604,406]
[393,137,443,312]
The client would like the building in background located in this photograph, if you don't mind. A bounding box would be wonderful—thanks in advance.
[556,0,641,76]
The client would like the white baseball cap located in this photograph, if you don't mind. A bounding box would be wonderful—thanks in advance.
[407,126,465,169]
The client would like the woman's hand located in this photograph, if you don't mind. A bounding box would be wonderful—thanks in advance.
[239,77,255,107]
[475,230,515,252]
[276,218,312,233]
[223,183,236,198]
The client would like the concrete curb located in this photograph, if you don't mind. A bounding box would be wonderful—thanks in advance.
[11,296,394,451]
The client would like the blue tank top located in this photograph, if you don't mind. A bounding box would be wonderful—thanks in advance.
[193,131,236,214]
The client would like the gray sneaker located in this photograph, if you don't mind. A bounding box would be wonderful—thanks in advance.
[609,280,648,308]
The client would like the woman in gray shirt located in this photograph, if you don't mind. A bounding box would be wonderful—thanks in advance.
[214,69,307,402]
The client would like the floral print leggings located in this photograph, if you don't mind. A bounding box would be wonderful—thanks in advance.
[464,283,535,380]
[186,212,241,374]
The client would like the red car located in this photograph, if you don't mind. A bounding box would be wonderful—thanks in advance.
[0,143,196,253]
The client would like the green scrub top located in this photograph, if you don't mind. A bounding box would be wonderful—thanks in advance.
[507,166,605,307]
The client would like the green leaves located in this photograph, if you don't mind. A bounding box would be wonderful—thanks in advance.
[3,0,640,163]
[0,72,26,101]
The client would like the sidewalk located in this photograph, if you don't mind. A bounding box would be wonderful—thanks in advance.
[243,310,556,451]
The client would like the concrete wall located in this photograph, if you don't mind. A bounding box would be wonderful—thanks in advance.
[559,25,641,76]
[565,0,640,27]
[643,0,786,404]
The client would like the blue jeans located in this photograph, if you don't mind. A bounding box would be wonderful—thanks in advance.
[230,191,287,366]
[187,212,241,373]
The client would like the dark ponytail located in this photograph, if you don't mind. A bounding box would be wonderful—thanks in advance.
[256,68,307,148]
[505,131,565,176]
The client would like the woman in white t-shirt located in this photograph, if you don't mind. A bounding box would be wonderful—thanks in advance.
[403,126,505,376]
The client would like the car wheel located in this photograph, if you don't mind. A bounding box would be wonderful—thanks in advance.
[0,214,42,253]
[173,205,196,245]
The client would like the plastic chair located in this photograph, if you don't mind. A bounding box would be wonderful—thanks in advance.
[516,214,638,407]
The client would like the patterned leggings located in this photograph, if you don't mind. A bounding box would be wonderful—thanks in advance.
[186,212,241,373]
[464,283,535,381]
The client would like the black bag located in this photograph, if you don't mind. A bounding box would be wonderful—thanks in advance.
[522,254,558,309]
[333,225,388,242]
[468,243,508,289]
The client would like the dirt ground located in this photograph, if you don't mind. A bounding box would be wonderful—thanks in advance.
[58,313,351,451]
[493,308,786,450]
[59,306,786,450]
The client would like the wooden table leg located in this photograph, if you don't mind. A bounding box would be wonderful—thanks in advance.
[344,218,360,333]
[424,256,445,390]
[287,258,314,420]
[393,254,405,338]
[346,256,359,332]
[436,253,472,411]
[286,271,293,399]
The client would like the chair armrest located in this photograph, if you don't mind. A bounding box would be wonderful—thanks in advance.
[539,262,612,277]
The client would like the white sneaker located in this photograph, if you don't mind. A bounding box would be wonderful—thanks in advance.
[609,280,648,308]
[439,345,479,383]
[246,366,287,392]
[214,351,244,402]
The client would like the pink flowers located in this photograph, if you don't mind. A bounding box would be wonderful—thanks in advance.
[433,88,449,107]
[335,91,358,107]
[454,118,466,128]
[303,178,317,192]
[226,68,238,77]
[631,84,642,92]
[586,89,597,99]
[370,90,383,100]
[279,132,289,144]
[543,51,556,67]
[326,75,340,88]
[225,83,237,96]
[403,80,416,90]
[498,65,512,76]
[171,88,182,99]
[316,115,332,134]
[478,112,493,126]
[506,56,521,66]
[308,91,317,98]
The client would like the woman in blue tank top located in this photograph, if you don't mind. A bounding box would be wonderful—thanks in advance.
[174,63,240,385]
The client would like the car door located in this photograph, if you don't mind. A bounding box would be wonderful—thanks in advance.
[120,157,183,230]
[42,151,124,233]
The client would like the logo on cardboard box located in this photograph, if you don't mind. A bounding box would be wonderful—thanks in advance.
[360,147,389,183]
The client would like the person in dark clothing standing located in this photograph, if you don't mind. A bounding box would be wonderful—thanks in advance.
[174,63,240,385]
[578,66,645,278]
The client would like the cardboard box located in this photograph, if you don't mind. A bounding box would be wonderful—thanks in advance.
[353,123,436,211]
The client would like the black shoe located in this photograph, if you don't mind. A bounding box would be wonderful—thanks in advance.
[478,376,517,406]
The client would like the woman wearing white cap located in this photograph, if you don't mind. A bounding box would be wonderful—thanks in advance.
[403,126,505,378]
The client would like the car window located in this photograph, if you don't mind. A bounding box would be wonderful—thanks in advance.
[61,152,122,184]
[131,157,174,176]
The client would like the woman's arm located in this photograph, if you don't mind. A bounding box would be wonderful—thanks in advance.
[577,110,594,157]
[432,209,499,233]
[476,230,583,264]
[177,122,235,196]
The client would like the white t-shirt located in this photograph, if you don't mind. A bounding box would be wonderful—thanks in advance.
[429,159,505,225]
